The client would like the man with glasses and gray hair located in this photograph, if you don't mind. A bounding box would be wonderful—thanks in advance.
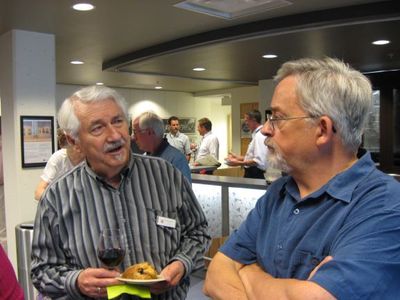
[204,57,400,299]
[132,112,192,183]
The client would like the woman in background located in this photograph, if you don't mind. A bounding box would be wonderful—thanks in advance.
[34,128,84,200]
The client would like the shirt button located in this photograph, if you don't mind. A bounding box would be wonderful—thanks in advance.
[293,208,300,215]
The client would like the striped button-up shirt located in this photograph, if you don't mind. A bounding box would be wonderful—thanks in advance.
[31,153,210,300]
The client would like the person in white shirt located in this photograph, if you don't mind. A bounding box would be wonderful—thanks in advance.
[226,110,268,179]
[166,116,191,161]
[195,117,219,163]
[34,129,84,200]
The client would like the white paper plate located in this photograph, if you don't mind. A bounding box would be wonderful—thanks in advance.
[116,275,165,286]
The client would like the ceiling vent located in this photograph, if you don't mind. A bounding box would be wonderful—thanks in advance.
[174,0,292,20]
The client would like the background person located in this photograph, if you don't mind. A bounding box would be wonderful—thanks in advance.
[194,117,219,163]
[166,116,191,161]
[0,245,24,300]
[31,85,210,300]
[133,112,192,183]
[34,128,85,200]
[204,57,400,299]
[226,110,268,179]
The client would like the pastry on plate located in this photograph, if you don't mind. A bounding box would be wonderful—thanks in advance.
[121,262,158,280]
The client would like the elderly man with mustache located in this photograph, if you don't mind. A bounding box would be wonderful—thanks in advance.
[204,57,400,299]
[31,85,210,300]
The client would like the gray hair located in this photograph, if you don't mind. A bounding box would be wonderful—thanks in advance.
[136,112,165,138]
[275,57,372,152]
[57,85,128,139]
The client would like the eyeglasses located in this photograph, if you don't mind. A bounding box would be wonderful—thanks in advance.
[266,114,314,133]
[132,128,148,135]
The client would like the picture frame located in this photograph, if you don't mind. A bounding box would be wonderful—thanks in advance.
[20,115,55,168]
[162,117,197,134]
[240,119,251,138]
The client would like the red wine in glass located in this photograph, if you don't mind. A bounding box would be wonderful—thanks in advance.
[97,228,125,269]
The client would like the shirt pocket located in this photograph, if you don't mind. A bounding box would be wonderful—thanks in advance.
[289,250,325,279]
[146,208,179,239]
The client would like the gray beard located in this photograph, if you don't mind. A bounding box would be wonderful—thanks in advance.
[267,146,292,174]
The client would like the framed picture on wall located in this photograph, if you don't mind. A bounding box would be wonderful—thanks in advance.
[179,117,196,134]
[240,119,251,138]
[20,115,55,168]
[162,117,196,134]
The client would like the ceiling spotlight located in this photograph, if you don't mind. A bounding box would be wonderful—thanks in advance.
[372,40,390,45]
[96,82,104,86]
[70,60,84,65]
[155,86,163,90]
[72,3,95,11]
[193,67,206,71]
[262,54,278,59]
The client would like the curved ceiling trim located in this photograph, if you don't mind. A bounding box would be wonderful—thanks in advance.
[103,1,400,71]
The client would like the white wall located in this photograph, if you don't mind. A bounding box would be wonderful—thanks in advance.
[56,85,232,161]
[0,30,55,268]
[56,82,278,160]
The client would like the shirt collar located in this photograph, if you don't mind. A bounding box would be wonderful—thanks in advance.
[84,155,132,187]
[169,131,180,138]
[285,151,376,204]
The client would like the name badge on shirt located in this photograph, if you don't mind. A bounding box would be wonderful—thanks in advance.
[156,216,176,229]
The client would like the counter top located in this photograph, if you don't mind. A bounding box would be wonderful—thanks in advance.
[192,173,268,189]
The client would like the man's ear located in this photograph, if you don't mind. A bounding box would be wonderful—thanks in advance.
[316,116,335,146]
[66,134,83,153]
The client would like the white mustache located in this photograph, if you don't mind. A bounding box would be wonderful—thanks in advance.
[103,140,125,153]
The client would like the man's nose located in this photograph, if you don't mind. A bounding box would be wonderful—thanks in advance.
[106,125,122,139]
[261,121,272,137]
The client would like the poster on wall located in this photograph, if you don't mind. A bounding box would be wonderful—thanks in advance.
[240,119,251,138]
[20,116,55,168]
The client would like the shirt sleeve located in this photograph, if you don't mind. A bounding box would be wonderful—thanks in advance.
[169,175,211,275]
[220,193,266,264]
[208,136,219,160]
[31,195,86,300]
[184,136,192,155]
[310,208,400,299]
[251,132,268,170]
[40,151,63,183]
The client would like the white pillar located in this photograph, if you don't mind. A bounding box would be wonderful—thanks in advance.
[0,30,56,269]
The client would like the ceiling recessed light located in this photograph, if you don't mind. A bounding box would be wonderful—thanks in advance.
[72,3,95,11]
[70,60,84,65]
[174,0,292,20]
[262,54,278,59]
[372,40,390,45]
[193,67,206,71]
[155,86,163,90]
[96,82,104,86]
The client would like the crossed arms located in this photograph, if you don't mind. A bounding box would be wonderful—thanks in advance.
[203,252,336,300]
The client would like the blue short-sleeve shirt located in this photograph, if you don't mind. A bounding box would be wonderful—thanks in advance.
[221,152,400,299]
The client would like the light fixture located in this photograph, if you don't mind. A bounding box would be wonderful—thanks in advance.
[155,86,163,90]
[70,60,84,65]
[193,67,206,71]
[262,54,278,59]
[72,2,95,11]
[372,40,390,45]
[174,0,292,20]
[96,82,104,86]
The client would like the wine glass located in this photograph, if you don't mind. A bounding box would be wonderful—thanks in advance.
[97,228,126,269]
